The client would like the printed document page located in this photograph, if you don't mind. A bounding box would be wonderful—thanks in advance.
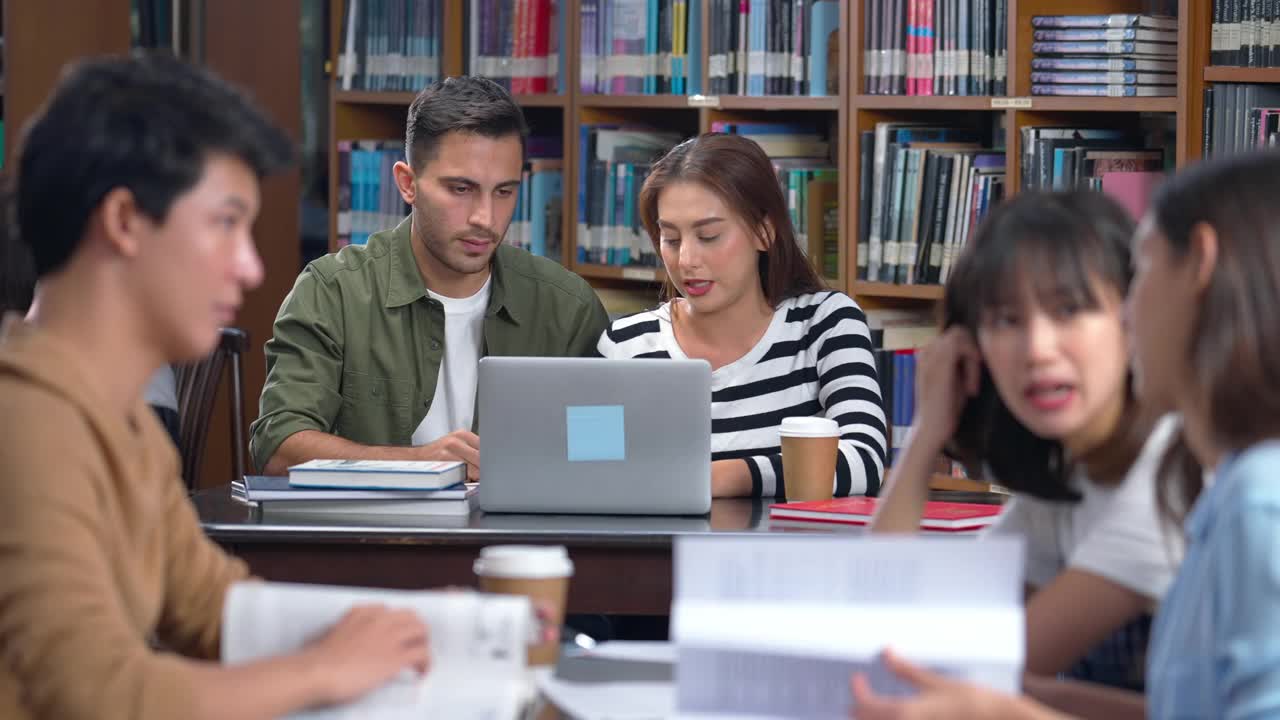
[671,535,1025,718]
[222,581,533,719]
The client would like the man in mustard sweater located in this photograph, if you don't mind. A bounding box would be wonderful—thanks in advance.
[0,52,433,719]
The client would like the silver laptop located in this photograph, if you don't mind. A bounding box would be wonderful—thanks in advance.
[477,356,712,515]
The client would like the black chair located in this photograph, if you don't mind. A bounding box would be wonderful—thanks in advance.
[175,327,251,492]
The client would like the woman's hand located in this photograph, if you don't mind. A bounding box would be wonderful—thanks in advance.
[851,649,1055,720]
[909,326,983,454]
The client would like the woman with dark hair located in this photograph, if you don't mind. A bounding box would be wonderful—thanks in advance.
[853,151,1280,719]
[869,190,1183,691]
[597,133,888,499]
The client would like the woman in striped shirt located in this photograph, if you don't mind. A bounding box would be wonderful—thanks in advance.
[596,133,887,499]
[852,151,1280,720]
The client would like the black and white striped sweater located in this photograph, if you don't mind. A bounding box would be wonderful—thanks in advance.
[596,291,887,498]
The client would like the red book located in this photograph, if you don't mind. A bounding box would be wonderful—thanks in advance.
[768,496,1002,532]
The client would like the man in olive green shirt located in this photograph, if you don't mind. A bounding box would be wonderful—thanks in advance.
[251,77,609,479]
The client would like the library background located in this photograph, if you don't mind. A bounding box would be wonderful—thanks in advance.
[1,0,1272,489]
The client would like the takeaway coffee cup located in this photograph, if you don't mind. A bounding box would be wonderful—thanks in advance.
[779,417,840,502]
[474,544,574,666]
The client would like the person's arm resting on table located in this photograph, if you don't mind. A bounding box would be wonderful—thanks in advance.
[0,402,428,720]
[251,268,478,478]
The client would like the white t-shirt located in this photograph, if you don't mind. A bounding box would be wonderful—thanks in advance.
[411,276,491,445]
[983,413,1185,601]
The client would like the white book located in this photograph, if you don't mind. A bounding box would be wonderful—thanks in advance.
[669,534,1025,718]
[222,582,534,719]
[287,459,467,490]
[260,489,478,517]
[241,476,475,502]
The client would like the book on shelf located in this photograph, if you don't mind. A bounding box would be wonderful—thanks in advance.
[863,0,1007,96]
[576,125,682,268]
[1100,171,1166,222]
[1030,40,1178,56]
[1032,28,1176,43]
[1210,0,1280,67]
[1029,70,1176,85]
[670,535,1025,716]
[337,134,564,256]
[509,158,565,259]
[1030,56,1176,72]
[222,581,536,718]
[1030,13,1177,30]
[767,496,1003,531]
[467,0,566,93]
[581,0,704,95]
[337,0,444,91]
[857,122,1005,286]
[1030,83,1175,97]
[704,0,838,96]
[1019,126,1167,193]
[1203,84,1280,156]
[287,459,468,490]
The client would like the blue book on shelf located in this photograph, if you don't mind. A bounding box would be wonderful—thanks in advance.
[529,168,563,258]
[808,0,838,96]
[686,0,703,94]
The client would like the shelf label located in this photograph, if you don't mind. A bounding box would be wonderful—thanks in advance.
[687,94,722,109]
[622,268,661,282]
[990,97,1032,109]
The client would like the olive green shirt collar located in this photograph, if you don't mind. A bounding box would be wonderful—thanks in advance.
[384,217,523,326]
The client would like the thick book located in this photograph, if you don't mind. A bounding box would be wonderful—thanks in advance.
[1032,28,1177,43]
[1030,14,1178,30]
[768,496,1002,531]
[1031,56,1177,72]
[1031,83,1175,96]
[259,491,478,518]
[1030,70,1176,85]
[241,475,473,502]
[1030,40,1178,55]
[287,459,467,490]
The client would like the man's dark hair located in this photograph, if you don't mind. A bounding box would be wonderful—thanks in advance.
[404,76,529,171]
[15,50,294,277]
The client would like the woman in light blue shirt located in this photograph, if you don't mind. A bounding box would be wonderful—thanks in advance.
[850,150,1280,719]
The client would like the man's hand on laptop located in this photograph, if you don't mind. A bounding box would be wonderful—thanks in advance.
[417,430,481,482]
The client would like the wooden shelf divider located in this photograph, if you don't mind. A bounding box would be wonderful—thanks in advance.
[1203,67,1280,84]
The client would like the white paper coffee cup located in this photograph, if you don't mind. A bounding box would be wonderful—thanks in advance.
[779,417,840,502]
[474,545,574,666]
[779,416,841,438]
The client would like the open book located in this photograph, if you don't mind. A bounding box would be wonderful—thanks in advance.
[221,581,535,719]
[670,535,1026,718]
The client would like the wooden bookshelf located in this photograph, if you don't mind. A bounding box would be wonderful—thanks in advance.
[576,94,699,109]
[574,263,667,283]
[323,0,1208,310]
[336,89,568,107]
[851,281,945,300]
[1020,96,1180,113]
[1203,67,1280,84]
[715,95,842,111]
[855,95,1002,111]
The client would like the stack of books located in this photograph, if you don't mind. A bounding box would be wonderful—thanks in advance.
[1029,14,1178,97]
[233,460,476,517]
[768,496,1004,532]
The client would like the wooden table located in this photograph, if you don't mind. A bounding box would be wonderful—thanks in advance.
[194,486,999,616]
[194,485,791,615]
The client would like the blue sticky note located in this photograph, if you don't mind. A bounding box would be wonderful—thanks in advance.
[566,405,626,462]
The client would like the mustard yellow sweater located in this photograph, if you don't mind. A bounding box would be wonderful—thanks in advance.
[0,314,250,719]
